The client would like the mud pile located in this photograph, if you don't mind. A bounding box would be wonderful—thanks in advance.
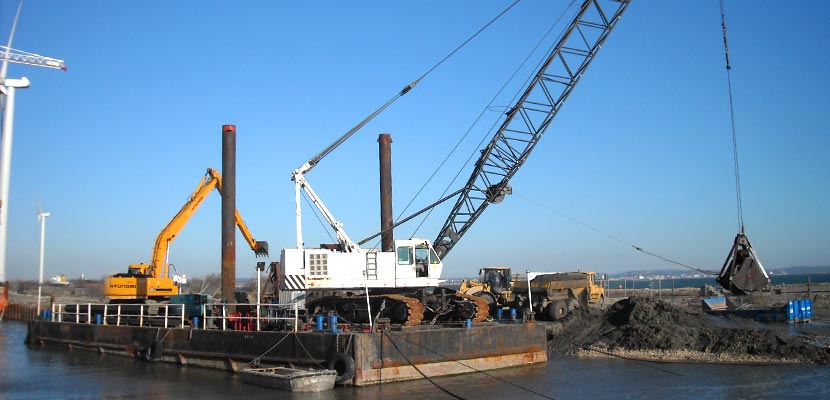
[548,296,830,364]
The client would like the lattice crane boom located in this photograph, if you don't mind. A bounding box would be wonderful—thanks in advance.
[434,0,631,258]
[0,45,66,71]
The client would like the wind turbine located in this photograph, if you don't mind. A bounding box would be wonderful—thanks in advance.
[0,0,66,288]
[36,207,49,317]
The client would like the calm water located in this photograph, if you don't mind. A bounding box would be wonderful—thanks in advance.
[1,320,828,399]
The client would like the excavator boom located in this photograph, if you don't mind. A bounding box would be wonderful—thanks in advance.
[105,168,268,301]
[150,169,222,280]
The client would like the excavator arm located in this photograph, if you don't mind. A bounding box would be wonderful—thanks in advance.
[147,168,269,279]
[107,168,268,302]
[235,209,269,257]
[434,0,631,258]
[149,169,222,279]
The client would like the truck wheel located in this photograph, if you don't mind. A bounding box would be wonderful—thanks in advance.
[566,298,580,311]
[545,300,567,321]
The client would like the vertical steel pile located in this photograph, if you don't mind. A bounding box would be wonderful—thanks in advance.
[221,125,237,310]
[378,133,394,252]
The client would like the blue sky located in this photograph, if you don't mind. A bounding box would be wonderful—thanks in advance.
[2,0,827,281]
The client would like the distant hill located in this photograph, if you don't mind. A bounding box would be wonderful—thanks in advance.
[767,265,830,275]
[609,265,830,279]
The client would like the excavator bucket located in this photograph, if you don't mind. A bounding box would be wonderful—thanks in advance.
[254,241,269,257]
[717,233,771,295]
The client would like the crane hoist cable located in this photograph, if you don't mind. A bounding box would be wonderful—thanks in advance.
[715,1,771,295]
[399,0,582,238]
[301,0,522,174]
[720,0,745,233]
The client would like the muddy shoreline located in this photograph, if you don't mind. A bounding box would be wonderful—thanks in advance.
[546,296,830,365]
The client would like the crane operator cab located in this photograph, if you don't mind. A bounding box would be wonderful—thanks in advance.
[410,243,441,278]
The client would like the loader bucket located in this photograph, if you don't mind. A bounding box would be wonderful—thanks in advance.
[254,241,269,257]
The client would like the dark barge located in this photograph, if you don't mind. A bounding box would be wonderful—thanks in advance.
[26,317,547,386]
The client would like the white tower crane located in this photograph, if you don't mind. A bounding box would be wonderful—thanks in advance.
[0,0,67,287]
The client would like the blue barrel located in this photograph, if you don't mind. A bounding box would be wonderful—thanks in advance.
[465,319,472,328]
[799,300,807,321]
[787,300,795,322]
[95,314,102,325]
[328,315,338,332]
[496,308,503,320]
[805,299,813,320]
[316,315,325,330]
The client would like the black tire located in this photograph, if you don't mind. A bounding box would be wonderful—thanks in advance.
[328,352,355,385]
[475,291,497,306]
[545,300,568,321]
[566,297,580,311]
[143,340,163,362]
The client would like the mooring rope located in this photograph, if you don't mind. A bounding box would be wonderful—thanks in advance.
[248,332,292,367]
[381,330,469,400]
[577,344,683,377]
[383,330,558,400]
[517,193,719,276]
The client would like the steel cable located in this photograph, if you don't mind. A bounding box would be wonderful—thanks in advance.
[719,0,745,233]
[383,329,558,400]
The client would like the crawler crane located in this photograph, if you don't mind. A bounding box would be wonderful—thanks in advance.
[280,0,631,326]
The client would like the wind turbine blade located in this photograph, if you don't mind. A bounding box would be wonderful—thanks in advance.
[1,0,24,82]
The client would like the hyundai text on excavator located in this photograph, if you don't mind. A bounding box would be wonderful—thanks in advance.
[105,168,268,303]
[279,0,630,326]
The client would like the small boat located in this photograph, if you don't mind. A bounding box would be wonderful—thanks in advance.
[239,367,337,392]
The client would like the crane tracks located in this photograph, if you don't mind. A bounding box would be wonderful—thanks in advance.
[307,288,490,327]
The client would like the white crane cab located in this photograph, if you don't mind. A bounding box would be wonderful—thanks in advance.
[280,238,444,291]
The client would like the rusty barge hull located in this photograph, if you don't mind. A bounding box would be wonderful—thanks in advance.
[26,321,547,386]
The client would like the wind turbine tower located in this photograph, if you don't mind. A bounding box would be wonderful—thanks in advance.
[0,0,67,286]
[36,209,49,316]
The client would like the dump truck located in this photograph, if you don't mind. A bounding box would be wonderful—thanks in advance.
[461,267,606,321]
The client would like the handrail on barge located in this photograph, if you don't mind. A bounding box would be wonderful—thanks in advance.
[50,302,305,332]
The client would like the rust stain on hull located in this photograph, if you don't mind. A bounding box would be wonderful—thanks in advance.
[354,350,547,386]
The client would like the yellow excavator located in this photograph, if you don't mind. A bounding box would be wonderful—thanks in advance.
[104,168,268,303]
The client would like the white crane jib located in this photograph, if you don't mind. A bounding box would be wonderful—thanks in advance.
[0,45,67,74]
[290,81,417,254]
[292,162,358,253]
